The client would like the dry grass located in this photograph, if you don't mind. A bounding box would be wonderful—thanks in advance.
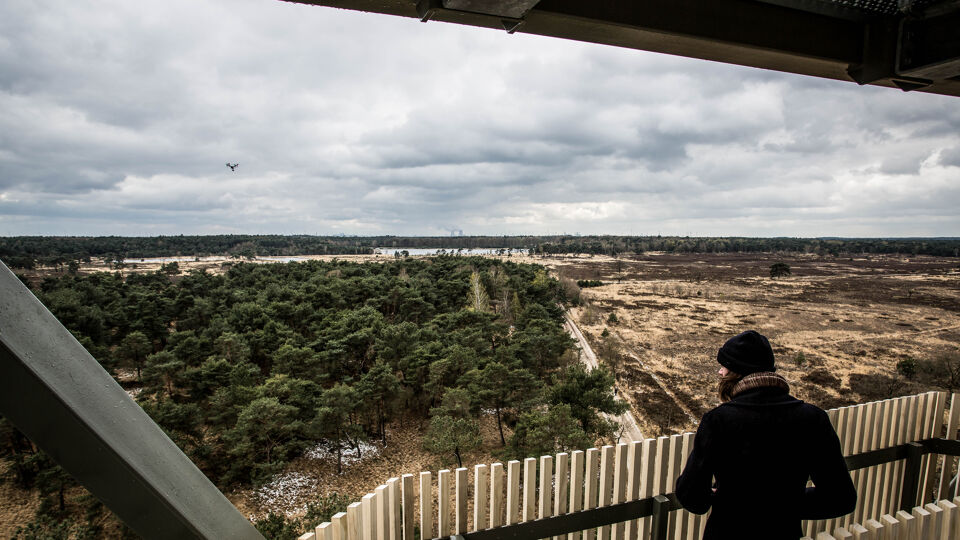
[542,253,960,437]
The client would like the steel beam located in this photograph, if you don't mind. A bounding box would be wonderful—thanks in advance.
[281,0,960,97]
[0,262,263,540]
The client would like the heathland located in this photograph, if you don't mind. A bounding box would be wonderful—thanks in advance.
[1,238,957,538]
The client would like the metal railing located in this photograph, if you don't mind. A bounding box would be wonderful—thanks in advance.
[0,261,264,540]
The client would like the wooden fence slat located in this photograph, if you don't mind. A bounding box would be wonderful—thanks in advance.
[922,393,947,504]
[362,493,377,540]
[938,394,960,500]
[912,394,930,507]
[848,402,869,528]
[455,468,468,535]
[678,432,696,540]
[874,400,895,521]
[611,444,628,539]
[540,455,554,522]
[831,527,852,539]
[490,462,504,529]
[650,436,670,538]
[299,531,317,540]
[438,469,451,537]
[937,498,958,540]
[331,511,348,540]
[506,460,521,526]
[330,512,348,540]
[820,406,847,536]
[879,514,898,540]
[554,452,569,540]
[912,505,931,539]
[667,434,685,537]
[624,441,643,540]
[583,448,599,540]
[864,518,883,539]
[637,438,657,540]
[597,445,615,540]
[846,522,867,540]
[838,406,857,530]
[347,502,362,540]
[401,475,414,540]
[925,502,944,539]
[567,450,585,540]
[865,401,887,523]
[523,457,537,523]
[856,402,879,524]
[419,472,432,540]
[376,485,389,540]
[895,509,915,538]
[891,396,914,516]
[387,478,400,540]
[474,464,488,532]
[316,521,332,540]
[877,399,900,518]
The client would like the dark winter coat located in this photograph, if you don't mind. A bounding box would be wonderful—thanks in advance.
[675,386,857,539]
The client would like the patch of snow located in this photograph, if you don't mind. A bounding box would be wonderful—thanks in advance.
[304,440,381,467]
[251,471,319,516]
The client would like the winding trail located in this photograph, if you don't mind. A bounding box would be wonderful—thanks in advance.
[563,312,645,443]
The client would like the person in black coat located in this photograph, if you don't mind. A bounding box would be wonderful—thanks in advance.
[675,330,857,539]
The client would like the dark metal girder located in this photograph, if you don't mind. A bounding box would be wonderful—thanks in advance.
[281,0,960,97]
[0,262,263,540]
[443,0,540,19]
[898,8,960,79]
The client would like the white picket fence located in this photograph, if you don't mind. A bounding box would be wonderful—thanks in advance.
[801,497,960,540]
[297,391,960,540]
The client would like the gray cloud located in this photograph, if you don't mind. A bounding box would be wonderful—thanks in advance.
[0,0,958,237]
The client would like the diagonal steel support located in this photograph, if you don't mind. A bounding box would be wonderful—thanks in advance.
[0,262,263,540]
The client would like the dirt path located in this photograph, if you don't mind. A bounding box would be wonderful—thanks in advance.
[564,312,645,442]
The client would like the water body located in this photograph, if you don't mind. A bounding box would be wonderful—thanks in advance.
[124,256,229,264]
[374,247,525,256]
[123,251,520,264]
[124,255,308,264]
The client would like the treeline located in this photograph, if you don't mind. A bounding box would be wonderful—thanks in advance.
[2,235,958,269]
[530,236,960,257]
[0,235,376,268]
[1,257,624,537]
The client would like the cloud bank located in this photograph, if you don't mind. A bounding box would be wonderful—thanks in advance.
[1,0,957,237]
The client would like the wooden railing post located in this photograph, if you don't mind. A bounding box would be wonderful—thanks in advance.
[901,442,925,511]
[650,495,670,540]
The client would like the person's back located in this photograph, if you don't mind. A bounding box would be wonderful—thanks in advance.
[675,331,856,539]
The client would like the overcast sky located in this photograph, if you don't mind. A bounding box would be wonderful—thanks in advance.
[1,0,958,238]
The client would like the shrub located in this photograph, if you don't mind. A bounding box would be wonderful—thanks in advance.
[793,352,806,368]
[576,280,604,288]
[801,368,841,390]
[848,373,917,401]
[769,262,791,279]
[607,313,619,324]
[896,358,917,379]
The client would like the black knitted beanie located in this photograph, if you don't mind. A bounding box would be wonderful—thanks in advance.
[717,330,775,376]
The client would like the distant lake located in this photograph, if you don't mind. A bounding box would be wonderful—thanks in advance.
[374,248,524,256]
[123,255,308,264]
[124,256,228,263]
[122,251,522,264]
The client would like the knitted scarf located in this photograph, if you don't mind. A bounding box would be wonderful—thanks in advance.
[730,371,790,398]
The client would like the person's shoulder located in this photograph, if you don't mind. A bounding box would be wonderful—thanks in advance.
[788,398,836,425]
